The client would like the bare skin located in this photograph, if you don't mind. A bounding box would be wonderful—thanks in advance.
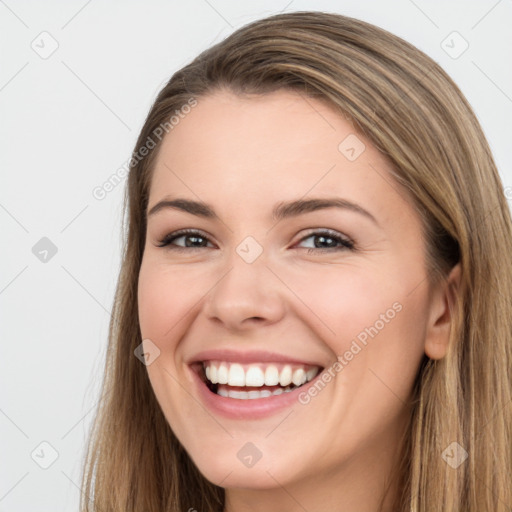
[137,89,460,511]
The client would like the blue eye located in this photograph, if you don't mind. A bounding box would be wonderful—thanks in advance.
[296,230,354,252]
[157,229,214,250]
[157,228,354,252]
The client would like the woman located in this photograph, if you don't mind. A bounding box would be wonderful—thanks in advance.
[80,11,512,511]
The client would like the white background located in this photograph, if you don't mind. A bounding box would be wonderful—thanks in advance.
[1,0,511,510]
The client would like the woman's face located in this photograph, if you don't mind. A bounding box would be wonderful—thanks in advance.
[138,89,446,494]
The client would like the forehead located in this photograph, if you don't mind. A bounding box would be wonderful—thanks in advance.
[148,89,410,222]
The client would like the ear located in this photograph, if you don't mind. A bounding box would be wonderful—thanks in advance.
[424,263,462,360]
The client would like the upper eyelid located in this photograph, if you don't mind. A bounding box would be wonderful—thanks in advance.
[158,228,216,247]
[158,228,353,247]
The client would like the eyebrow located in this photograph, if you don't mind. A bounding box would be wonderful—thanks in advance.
[147,197,379,226]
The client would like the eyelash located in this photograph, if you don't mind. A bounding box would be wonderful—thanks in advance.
[156,228,355,253]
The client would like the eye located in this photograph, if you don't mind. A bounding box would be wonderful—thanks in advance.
[156,229,215,250]
[295,229,354,253]
[156,228,354,253]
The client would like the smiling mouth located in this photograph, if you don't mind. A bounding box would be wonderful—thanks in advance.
[197,361,322,399]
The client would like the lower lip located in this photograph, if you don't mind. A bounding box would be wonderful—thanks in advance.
[189,366,315,420]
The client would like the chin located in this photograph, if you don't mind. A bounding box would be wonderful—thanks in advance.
[184,438,301,490]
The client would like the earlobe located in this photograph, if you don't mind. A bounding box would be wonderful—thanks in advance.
[424,263,462,360]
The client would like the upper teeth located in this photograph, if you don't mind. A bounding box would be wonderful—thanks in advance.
[204,361,320,387]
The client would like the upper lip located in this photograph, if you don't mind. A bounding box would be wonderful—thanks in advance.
[188,349,325,367]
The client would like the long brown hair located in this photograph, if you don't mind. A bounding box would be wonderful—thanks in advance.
[80,11,512,511]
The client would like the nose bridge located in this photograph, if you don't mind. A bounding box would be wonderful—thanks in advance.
[204,237,285,327]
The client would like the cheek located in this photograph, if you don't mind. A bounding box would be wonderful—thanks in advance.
[138,265,171,339]
[283,259,424,340]
[286,264,428,453]
[137,260,220,437]
[285,259,429,389]
[137,260,207,344]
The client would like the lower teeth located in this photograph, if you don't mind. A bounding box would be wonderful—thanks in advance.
[216,386,295,399]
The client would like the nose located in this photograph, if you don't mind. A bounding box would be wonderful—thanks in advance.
[203,251,286,331]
